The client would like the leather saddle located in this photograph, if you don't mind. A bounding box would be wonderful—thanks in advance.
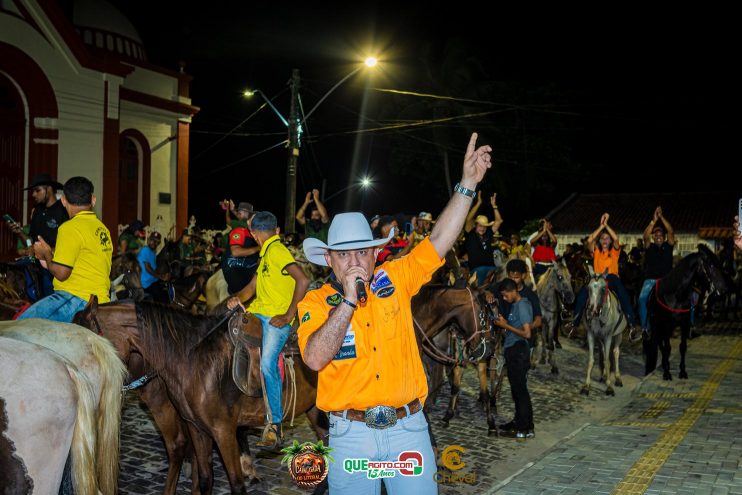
[227,311,300,397]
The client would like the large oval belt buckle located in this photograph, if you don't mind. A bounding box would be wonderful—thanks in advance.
[364,405,397,429]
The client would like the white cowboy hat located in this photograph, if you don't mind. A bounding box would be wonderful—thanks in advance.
[303,212,395,266]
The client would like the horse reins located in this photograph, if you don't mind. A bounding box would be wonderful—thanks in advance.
[413,287,490,364]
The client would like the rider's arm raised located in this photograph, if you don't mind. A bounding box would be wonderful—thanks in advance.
[430,133,492,258]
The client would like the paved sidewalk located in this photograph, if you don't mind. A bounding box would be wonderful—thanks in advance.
[490,324,742,495]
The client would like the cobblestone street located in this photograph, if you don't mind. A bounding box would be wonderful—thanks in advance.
[118,321,741,494]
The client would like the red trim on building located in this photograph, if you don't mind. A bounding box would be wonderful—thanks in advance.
[120,129,152,225]
[0,41,59,221]
[120,87,199,116]
[102,81,121,246]
[176,122,190,235]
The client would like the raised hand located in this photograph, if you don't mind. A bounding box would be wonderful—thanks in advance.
[312,189,320,199]
[462,133,492,187]
[600,213,609,226]
[490,193,497,209]
[304,192,313,205]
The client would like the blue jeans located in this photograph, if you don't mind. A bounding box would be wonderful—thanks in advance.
[254,313,291,424]
[472,265,496,286]
[15,257,54,301]
[638,279,656,330]
[16,291,88,322]
[328,410,437,495]
[573,274,636,326]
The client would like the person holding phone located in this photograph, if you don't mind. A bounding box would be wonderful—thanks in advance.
[293,133,492,494]
[6,174,69,299]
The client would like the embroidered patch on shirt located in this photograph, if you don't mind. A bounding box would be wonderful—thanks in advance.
[370,270,392,294]
[333,324,356,360]
[326,292,342,307]
[377,286,395,298]
[301,311,311,323]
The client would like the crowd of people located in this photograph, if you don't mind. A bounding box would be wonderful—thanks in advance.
[2,138,741,494]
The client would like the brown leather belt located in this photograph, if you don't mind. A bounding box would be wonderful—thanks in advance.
[331,398,422,427]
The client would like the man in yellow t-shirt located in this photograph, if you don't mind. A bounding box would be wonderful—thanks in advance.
[18,176,113,322]
[227,211,309,448]
[296,133,493,495]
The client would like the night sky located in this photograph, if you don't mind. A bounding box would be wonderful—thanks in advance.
[109,3,738,233]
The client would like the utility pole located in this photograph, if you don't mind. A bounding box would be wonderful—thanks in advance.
[284,69,300,233]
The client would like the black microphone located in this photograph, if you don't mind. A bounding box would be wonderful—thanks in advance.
[355,277,368,306]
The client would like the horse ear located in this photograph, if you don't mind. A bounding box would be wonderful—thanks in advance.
[587,265,595,277]
[602,267,609,277]
[77,295,98,323]
[468,273,478,287]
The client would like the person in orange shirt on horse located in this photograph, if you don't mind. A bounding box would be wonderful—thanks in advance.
[296,133,493,495]
[570,213,638,336]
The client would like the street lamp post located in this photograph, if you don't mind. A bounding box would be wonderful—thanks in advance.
[245,58,378,233]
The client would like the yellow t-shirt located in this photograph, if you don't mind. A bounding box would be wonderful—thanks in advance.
[248,235,298,318]
[297,238,444,412]
[53,211,113,303]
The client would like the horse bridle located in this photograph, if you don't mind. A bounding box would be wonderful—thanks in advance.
[414,287,492,364]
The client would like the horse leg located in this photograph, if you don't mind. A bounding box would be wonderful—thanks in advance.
[139,380,190,495]
[613,341,623,387]
[644,317,659,376]
[187,425,214,495]
[210,425,247,494]
[443,364,464,425]
[477,361,489,406]
[661,329,672,381]
[236,426,259,484]
[604,338,615,396]
[679,317,690,379]
[581,333,594,395]
[547,319,558,375]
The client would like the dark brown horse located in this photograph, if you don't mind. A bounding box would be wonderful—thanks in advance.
[412,285,496,432]
[74,299,326,495]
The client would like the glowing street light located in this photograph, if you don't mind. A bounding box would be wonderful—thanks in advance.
[323,177,373,203]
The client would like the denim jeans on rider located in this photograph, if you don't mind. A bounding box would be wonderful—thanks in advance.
[638,278,656,329]
[328,409,438,495]
[472,265,496,286]
[254,313,291,424]
[573,274,636,327]
[16,291,88,322]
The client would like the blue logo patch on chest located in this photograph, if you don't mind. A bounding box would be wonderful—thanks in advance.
[377,286,395,298]
[370,270,393,295]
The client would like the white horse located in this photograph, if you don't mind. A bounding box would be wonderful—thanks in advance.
[0,319,126,494]
[580,267,627,396]
[0,337,97,494]
[533,261,575,374]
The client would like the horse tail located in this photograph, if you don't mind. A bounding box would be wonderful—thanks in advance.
[65,361,99,495]
[89,334,127,495]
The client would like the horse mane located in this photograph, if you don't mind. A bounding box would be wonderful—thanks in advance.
[659,252,699,293]
[134,301,229,376]
[535,267,554,292]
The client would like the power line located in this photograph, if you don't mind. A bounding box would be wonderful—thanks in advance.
[196,139,288,178]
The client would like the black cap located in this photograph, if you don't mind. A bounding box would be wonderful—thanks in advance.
[24,173,64,191]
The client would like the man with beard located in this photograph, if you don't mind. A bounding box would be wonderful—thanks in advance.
[9,174,69,298]
[296,189,330,243]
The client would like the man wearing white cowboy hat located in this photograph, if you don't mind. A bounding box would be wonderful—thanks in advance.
[296,133,492,495]
[463,192,503,286]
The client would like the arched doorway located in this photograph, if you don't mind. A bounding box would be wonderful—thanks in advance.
[0,72,26,260]
[118,130,151,227]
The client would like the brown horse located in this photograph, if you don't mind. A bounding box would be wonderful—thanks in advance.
[411,285,496,432]
[74,299,326,495]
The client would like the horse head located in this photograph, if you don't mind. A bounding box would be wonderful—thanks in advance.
[111,253,144,301]
[585,267,609,317]
[467,289,498,363]
[551,260,575,304]
[697,244,728,296]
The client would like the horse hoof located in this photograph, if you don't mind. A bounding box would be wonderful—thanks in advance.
[441,420,450,428]
[679,370,688,379]
[580,387,590,396]
[551,367,559,375]
[555,341,562,349]
[606,388,615,396]
[615,378,623,387]
[478,392,488,404]
[663,371,672,381]
[539,356,547,365]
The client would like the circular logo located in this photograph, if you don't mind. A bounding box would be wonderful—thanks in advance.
[441,445,466,471]
[282,441,333,489]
